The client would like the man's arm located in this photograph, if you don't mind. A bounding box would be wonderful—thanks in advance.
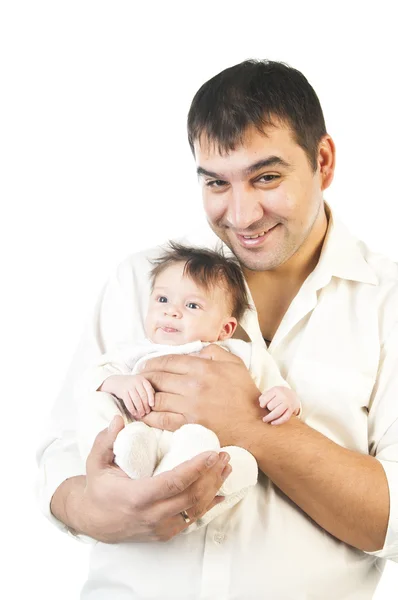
[37,255,231,543]
[240,416,389,552]
[50,416,232,542]
[141,345,394,554]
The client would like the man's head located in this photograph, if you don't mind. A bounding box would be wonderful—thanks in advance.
[145,242,250,345]
[188,60,335,272]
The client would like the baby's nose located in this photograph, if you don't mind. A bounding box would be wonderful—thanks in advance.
[165,304,182,318]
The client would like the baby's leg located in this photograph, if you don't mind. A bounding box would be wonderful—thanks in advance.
[114,421,161,479]
[217,445,258,496]
[78,390,160,479]
[153,424,220,476]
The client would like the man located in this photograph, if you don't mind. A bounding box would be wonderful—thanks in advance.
[38,60,398,599]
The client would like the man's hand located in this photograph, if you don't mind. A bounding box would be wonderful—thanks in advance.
[140,344,264,447]
[50,416,231,543]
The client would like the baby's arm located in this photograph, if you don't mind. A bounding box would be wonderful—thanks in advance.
[232,340,302,426]
[100,374,155,419]
[259,386,301,425]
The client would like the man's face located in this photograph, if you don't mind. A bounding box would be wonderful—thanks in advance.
[145,262,234,344]
[195,123,328,272]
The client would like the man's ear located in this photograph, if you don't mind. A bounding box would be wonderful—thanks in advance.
[317,134,336,191]
[218,317,238,340]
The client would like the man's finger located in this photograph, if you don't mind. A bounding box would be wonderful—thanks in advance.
[151,391,187,414]
[197,344,242,363]
[141,409,186,431]
[144,450,223,502]
[142,353,206,376]
[87,415,125,471]
[156,455,231,523]
[143,370,191,395]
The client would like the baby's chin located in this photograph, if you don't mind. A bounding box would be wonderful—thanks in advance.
[150,330,196,345]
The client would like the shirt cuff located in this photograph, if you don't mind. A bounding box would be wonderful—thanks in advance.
[36,439,94,544]
[364,458,398,561]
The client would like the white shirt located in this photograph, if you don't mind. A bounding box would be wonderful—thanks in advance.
[37,208,398,599]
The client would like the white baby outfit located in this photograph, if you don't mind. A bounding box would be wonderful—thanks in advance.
[77,337,291,533]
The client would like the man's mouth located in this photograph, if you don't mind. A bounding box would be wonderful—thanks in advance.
[235,225,279,247]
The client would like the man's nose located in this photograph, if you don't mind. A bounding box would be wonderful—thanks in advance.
[226,186,263,230]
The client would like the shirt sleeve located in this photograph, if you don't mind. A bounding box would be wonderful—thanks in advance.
[249,343,291,392]
[36,254,149,536]
[365,320,398,561]
[79,350,136,395]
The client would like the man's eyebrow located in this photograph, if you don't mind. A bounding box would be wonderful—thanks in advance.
[196,156,291,179]
[243,156,291,175]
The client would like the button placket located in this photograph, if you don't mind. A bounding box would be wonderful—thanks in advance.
[199,522,231,600]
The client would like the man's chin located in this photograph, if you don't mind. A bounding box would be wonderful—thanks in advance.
[226,244,275,271]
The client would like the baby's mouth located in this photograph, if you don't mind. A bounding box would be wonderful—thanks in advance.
[159,326,180,333]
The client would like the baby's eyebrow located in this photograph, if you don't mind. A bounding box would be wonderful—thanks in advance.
[188,296,208,304]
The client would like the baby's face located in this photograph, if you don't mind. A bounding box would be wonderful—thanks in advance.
[145,262,234,345]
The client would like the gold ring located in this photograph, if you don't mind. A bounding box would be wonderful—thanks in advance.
[180,510,191,524]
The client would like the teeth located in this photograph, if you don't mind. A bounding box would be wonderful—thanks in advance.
[243,231,266,239]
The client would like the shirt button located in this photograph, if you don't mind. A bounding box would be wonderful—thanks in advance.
[213,532,225,544]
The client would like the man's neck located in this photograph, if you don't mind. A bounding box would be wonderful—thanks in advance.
[243,205,329,341]
[244,206,329,290]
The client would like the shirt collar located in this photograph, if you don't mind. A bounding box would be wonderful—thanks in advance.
[197,202,378,288]
[311,204,378,287]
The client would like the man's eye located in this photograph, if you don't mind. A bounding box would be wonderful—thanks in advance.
[205,180,227,188]
[257,174,279,183]
[158,296,168,303]
[187,302,199,309]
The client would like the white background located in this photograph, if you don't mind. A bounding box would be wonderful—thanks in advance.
[1,1,397,598]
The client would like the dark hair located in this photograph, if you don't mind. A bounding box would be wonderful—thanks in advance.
[150,242,250,321]
[187,59,327,171]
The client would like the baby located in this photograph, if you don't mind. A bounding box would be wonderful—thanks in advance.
[97,242,299,423]
[78,243,301,532]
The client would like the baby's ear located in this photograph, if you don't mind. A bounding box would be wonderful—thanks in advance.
[219,317,238,340]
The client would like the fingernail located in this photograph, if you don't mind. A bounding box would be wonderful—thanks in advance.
[221,464,232,480]
[108,417,117,432]
[206,452,219,467]
[220,452,230,465]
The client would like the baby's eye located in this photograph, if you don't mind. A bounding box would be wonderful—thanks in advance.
[157,296,168,303]
[187,302,200,309]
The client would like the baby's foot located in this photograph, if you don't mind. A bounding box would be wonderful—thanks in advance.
[154,424,220,476]
[113,421,158,479]
[217,445,258,496]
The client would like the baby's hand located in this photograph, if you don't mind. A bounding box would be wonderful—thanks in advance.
[259,386,301,425]
[100,374,155,419]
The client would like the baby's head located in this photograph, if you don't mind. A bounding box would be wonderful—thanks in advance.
[145,242,250,345]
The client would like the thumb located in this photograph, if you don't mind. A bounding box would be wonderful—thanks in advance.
[87,415,125,471]
[198,344,241,364]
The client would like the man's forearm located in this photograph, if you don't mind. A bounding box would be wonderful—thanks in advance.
[240,417,389,552]
[50,475,88,535]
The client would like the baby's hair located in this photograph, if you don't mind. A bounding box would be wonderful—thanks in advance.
[149,241,251,322]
